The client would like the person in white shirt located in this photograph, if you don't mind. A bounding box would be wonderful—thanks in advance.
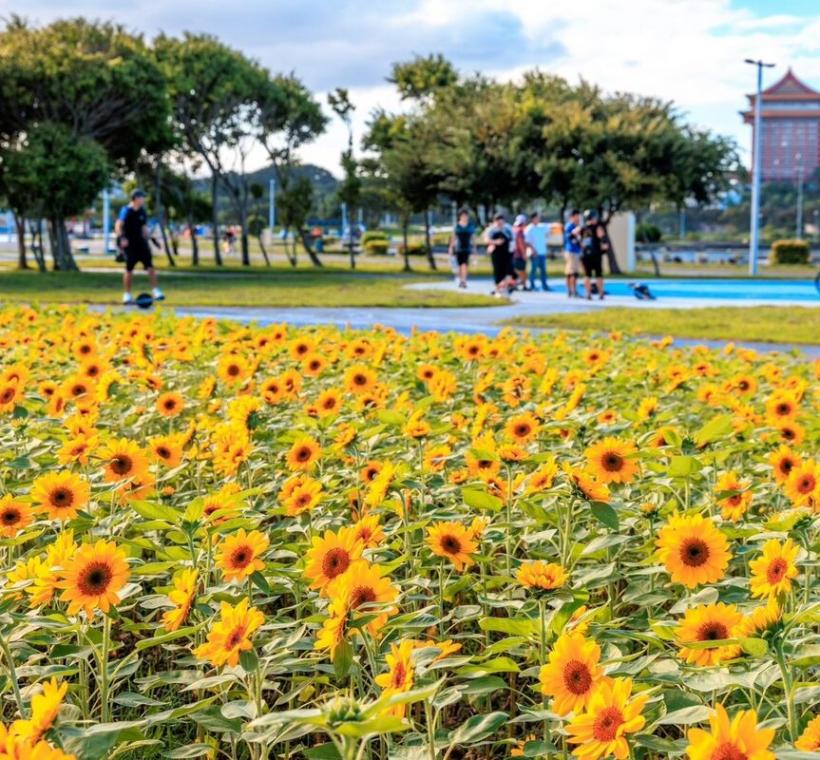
[524,212,550,292]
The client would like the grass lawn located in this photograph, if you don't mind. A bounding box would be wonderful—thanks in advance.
[0,268,500,309]
[505,305,820,345]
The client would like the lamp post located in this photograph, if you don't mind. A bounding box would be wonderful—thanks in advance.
[268,178,276,231]
[744,58,775,276]
[102,187,111,255]
[795,153,804,239]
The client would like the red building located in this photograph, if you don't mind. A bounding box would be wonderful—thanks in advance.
[741,68,820,182]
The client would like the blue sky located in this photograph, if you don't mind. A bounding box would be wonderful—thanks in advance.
[5,0,819,173]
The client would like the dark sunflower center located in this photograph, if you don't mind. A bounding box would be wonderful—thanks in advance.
[350,586,377,608]
[515,424,530,437]
[711,744,748,760]
[230,547,251,568]
[296,447,311,462]
[79,562,113,595]
[111,455,133,475]
[767,558,787,583]
[51,488,73,508]
[797,476,815,494]
[441,536,461,554]
[592,707,623,742]
[391,662,407,688]
[157,447,171,459]
[698,622,728,641]
[0,388,14,403]
[780,459,794,474]
[563,660,592,694]
[681,539,709,567]
[2,509,20,524]
[602,452,623,472]
[322,548,350,579]
[226,626,245,649]
[227,365,240,376]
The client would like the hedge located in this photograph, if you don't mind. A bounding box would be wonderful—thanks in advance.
[769,239,810,265]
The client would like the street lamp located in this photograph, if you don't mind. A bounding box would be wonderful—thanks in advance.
[744,58,775,276]
[795,152,804,239]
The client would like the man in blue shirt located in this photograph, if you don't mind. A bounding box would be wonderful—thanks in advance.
[524,212,550,291]
[115,189,164,305]
[563,209,582,297]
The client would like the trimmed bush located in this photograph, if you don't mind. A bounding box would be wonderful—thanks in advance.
[431,232,450,247]
[398,242,430,257]
[636,222,662,243]
[363,240,390,255]
[361,230,388,246]
[769,239,810,265]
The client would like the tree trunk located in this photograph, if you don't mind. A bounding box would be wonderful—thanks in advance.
[298,228,323,267]
[257,235,271,266]
[13,212,28,270]
[423,209,437,270]
[188,215,199,266]
[602,221,622,275]
[402,220,411,272]
[155,163,174,265]
[348,224,356,270]
[240,213,250,266]
[159,222,176,267]
[49,217,78,271]
[211,175,223,266]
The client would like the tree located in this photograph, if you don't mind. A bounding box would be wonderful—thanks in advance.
[155,33,267,266]
[2,122,110,271]
[0,17,170,269]
[328,88,361,269]
[389,53,457,101]
[258,74,327,266]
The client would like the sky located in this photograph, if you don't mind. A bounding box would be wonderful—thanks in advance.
[6,0,820,176]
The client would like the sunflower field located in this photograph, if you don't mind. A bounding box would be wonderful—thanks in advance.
[0,304,817,760]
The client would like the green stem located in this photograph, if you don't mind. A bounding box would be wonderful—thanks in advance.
[0,631,25,719]
[100,613,112,722]
[424,700,437,760]
[774,645,797,742]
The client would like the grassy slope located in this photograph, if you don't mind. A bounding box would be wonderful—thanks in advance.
[506,306,820,345]
[0,268,499,309]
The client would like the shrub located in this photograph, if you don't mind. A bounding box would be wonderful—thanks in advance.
[636,222,662,243]
[361,230,388,246]
[398,242,430,257]
[363,240,390,255]
[431,232,450,247]
[770,239,810,265]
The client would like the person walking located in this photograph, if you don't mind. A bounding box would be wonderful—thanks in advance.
[448,209,475,289]
[581,209,608,300]
[116,189,164,305]
[524,212,550,291]
[484,213,513,297]
[512,214,529,291]
[563,209,583,297]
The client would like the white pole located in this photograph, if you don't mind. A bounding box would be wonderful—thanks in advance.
[796,163,803,239]
[745,58,774,276]
[341,202,348,240]
[268,178,275,230]
[102,188,111,255]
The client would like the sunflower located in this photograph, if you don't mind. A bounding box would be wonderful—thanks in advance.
[352,514,385,549]
[656,514,731,589]
[403,413,431,439]
[565,678,648,760]
[675,602,742,667]
[727,374,757,396]
[216,529,269,583]
[31,471,90,521]
[776,421,804,445]
[99,438,150,484]
[314,606,349,660]
[301,352,327,377]
[517,561,568,591]
[686,704,774,760]
[637,396,658,421]
[539,632,605,716]
[525,460,559,494]
[374,640,415,717]
[735,598,782,639]
[585,438,639,484]
[768,445,800,484]
[795,715,820,751]
[156,391,184,418]
[57,435,96,466]
[504,412,540,443]
[565,465,611,503]
[764,390,798,423]
[423,444,452,473]
[749,538,799,599]
[0,382,22,413]
[193,598,264,668]
[279,474,323,516]
[304,527,364,593]
[344,365,377,395]
[326,560,399,636]
[426,522,477,572]
[58,540,129,616]
[715,471,753,522]
[0,495,33,538]
[162,568,198,632]
[315,388,343,417]
[11,678,67,743]
[784,460,818,509]
[285,436,321,472]
[216,354,251,386]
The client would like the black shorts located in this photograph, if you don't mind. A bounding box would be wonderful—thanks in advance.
[581,252,603,278]
[491,250,512,285]
[455,249,471,266]
[513,258,527,272]
[124,241,153,272]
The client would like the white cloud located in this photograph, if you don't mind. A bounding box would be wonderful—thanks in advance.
[4,0,819,173]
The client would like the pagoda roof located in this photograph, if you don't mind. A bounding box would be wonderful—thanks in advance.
[762,67,819,96]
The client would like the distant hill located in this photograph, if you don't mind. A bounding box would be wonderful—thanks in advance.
[193,163,339,219]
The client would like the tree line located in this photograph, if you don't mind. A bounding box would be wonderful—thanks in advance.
[0,19,739,273]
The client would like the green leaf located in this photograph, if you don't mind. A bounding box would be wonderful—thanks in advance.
[478,617,536,637]
[305,743,342,760]
[447,711,507,746]
[694,414,733,446]
[655,705,712,726]
[136,625,201,651]
[131,500,181,524]
[462,486,503,513]
[168,745,214,758]
[668,456,700,478]
[590,501,618,531]
[239,649,259,673]
[740,637,768,657]
[334,638,353,680]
